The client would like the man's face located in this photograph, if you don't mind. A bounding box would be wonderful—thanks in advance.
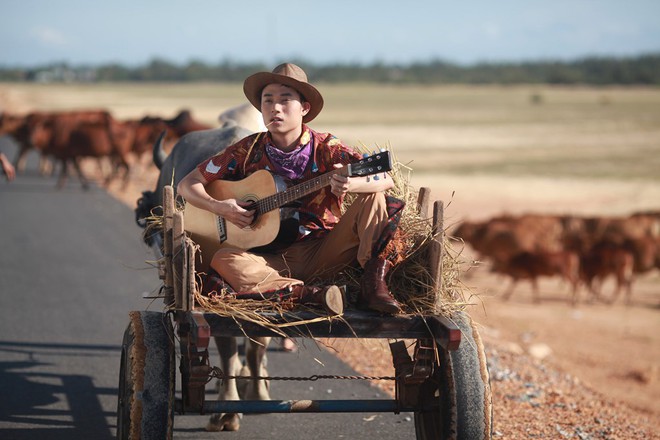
[260,83,311,135]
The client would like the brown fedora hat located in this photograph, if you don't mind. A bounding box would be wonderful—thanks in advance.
[243,63,324,123]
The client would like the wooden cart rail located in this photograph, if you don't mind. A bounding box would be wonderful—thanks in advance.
[182,310,462,351]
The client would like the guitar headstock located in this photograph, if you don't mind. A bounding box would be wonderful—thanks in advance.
[348,150,392,177]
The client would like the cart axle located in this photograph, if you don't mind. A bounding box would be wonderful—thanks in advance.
[175,398,435,414]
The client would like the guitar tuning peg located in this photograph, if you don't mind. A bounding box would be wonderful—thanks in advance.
[362,153,369,158]
[379,148,386,152]
[374,175,380,181]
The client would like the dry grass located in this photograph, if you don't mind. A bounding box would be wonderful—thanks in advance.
[194,290,342,339]
[3,82,659,184]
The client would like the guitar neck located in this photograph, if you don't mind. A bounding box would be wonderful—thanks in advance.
[256,168,346,214]
[253,150,391,214]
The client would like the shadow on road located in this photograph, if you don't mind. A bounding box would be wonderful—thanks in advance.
[0,340,118,440]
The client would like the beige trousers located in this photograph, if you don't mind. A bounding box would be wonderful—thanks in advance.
[211,193,389,293]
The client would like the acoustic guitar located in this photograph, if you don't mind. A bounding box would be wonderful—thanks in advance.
[183,150,392,265]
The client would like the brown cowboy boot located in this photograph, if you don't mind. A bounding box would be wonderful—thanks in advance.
[291,285,344,316]
[359,258,402,314]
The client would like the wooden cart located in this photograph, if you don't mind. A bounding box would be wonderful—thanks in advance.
[116,186,493,439]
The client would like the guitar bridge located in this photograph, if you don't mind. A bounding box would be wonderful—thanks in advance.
[216,216,228,243]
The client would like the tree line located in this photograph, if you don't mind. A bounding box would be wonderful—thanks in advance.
[1,54,659,85]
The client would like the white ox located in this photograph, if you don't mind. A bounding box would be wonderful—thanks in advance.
[209,103,270,432]
[135,102,271,432]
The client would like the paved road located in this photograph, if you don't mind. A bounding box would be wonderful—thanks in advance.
[0,138,416,439]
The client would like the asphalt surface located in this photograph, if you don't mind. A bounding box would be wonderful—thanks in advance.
[0,138,416,439]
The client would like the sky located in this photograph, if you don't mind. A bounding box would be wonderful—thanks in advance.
[1,0,659,67]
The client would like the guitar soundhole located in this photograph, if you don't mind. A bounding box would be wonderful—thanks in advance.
[243,195,260,229]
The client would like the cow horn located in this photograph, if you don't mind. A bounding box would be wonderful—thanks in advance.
[152,130,168,170]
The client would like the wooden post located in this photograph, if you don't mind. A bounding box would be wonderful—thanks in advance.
[416,187,431,219]
[172,211,185,310]
[181,238,189,312]
[162,186,175,306]
[186,239,197,311]
[428,201,445,313]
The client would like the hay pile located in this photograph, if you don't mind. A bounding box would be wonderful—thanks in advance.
[334,145,468,316]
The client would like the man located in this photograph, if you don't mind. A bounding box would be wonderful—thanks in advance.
[0,152,15,182]
[177,63,403,315]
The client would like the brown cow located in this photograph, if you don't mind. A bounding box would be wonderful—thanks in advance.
[493,250,580,304]
[118,111,202,175]
[9,110,111,183]
[623,236,658,275]
[0,112,24,136]
[454,214,564,269]
[560,215,615,254]
[125,116,178,165]
[31,110,130,189]
[164,109,212,137]
[64,117,134,188]
[597,213,660,281]
[580,240,635,305]
[602,213,659,243]
[2,111,54,174]
[454,216,532,264]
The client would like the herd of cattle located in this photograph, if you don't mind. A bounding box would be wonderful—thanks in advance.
[0,108,213,188]
[452,212,660,305]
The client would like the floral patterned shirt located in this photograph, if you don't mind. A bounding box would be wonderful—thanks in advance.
[197,125,362,242]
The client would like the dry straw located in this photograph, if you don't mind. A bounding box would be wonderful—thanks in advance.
[194,285,349,339]
[337,143,469,317]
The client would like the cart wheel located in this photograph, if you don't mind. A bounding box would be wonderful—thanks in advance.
[415,311,493,440]
[116,311,175,440]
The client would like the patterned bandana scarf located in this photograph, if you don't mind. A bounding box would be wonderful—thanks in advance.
[265,137,313,180]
